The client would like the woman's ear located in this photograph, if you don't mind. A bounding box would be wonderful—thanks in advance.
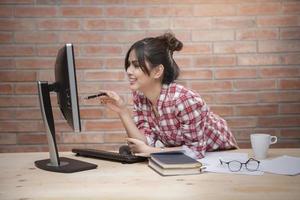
[152,64,164,79]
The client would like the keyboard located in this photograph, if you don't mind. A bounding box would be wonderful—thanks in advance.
[72,148,147,164]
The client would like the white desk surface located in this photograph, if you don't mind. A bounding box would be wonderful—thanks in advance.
[0,149,300,200]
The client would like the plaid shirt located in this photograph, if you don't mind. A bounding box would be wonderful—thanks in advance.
[132,83,238,158]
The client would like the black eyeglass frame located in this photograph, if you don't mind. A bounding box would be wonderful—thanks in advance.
[219,158,260,172]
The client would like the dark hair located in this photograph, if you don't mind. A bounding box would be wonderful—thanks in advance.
[124,32,183,84]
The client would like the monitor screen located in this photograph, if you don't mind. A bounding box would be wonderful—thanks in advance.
[55,43,81,132]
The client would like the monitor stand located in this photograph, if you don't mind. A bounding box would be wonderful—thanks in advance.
[35,81,97,173]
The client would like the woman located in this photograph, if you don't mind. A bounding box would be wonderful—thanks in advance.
[99,33,238,158]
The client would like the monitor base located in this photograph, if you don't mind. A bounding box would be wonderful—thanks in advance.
[35,157,97,173]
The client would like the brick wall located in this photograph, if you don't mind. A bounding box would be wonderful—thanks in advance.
[0,0,299,152]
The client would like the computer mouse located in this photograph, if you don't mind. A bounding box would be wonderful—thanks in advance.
[119,145,132,156]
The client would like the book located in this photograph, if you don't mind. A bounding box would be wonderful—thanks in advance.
[148,159,203,176]
[150,151,202,169]
[148,151,204,176]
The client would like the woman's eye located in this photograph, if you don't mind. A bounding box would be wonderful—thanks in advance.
[133,63,140,68]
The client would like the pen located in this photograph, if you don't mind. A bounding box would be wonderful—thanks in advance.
[84,92,107,100]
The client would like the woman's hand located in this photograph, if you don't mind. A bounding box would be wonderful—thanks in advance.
[98,90,128,115]
[126,138,156,157]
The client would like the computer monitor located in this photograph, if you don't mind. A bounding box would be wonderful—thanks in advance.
[35,43,97,173]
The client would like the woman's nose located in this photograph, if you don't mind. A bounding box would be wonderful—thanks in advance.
[126,65,133,74]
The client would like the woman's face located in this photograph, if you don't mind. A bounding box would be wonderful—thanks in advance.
[126,50,156,92]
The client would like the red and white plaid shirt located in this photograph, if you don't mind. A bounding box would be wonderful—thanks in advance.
[132,83,238,158]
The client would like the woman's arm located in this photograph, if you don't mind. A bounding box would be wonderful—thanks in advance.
[98,91,146,143]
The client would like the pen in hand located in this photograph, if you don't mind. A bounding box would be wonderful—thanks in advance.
[84,92,108,100]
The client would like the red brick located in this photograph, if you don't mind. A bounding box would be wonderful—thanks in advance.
[0,19,35,31]
[148,5,193,17]
[15,83,37,94]
[81,45,123,56]
[16,58,54,69]
[210,106,234,116]
[0,0,33,4]
[215,68,257,79]
[104,6,146,17]
[76,58,104,69]
[78,82,129,94]
[282,54,300,65]
[283,2,300,14]
[181,43,211,54]
[0,84,13,94]
[0,71,36,82]
[0,45,35,56]
[236,28,278,40]
[85,120,124,131]
[259,91,300,103]
[81,0,123,4]
[0,121,44,132]
[84,70,125,81]
[280,104,300,114]
[215,93,257,104]
[36,45,60,56]
[226,118,257,128]
[0,7,12,17]
[0,133,16,145]
[279,79,300,89]
[175,57,192,68]
[192,30,234,41]
[102,32,146,43]
[280,28,300,39]
[238,3,281,15]
[15,32,58,43]
[235,105,278,116]
[59,32,104,43]
[104,132,126,143]
[62,132,104,144]
[15,6,57,17]
[194,4,236,16]
[37,70,54,82]
[0,32,13,43]
[83,19,125,30]
[15,108,42,120]
[179,69,212,80]
[80,108,103,119]
[259,67,300,78]
[0,59,15,69]
[104,57,124,69]
[214,41,256,54]
[17,133,47,144]
[190,81,232,92]
[258,116,300,128]
[37,19,80,30]
[280,129,300,138]
[238,54,281,66]
[60,7,102,17]
[234,80,276,90]
[172,18,211,29]
[214,17,256,29]
[195,55,236,67]
[0,96,38,107]
[259,40,300,53]
[0,109,15,119]
[257,16,298,27]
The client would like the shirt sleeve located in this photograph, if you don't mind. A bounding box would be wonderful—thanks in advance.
[132,92,157,147]
[175,94,209,158]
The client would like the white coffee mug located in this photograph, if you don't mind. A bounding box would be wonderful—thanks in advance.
[250,134,277,160]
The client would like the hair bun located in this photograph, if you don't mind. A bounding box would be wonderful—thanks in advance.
[159,32,183,52]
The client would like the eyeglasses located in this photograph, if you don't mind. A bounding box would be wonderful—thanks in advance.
[219,158,260,172]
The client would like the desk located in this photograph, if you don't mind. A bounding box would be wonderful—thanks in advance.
[0,149,299,200]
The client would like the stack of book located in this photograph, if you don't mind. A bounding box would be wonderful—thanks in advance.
[148,151,204,176]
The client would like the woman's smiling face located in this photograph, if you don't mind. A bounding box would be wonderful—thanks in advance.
[126,50,157,92]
